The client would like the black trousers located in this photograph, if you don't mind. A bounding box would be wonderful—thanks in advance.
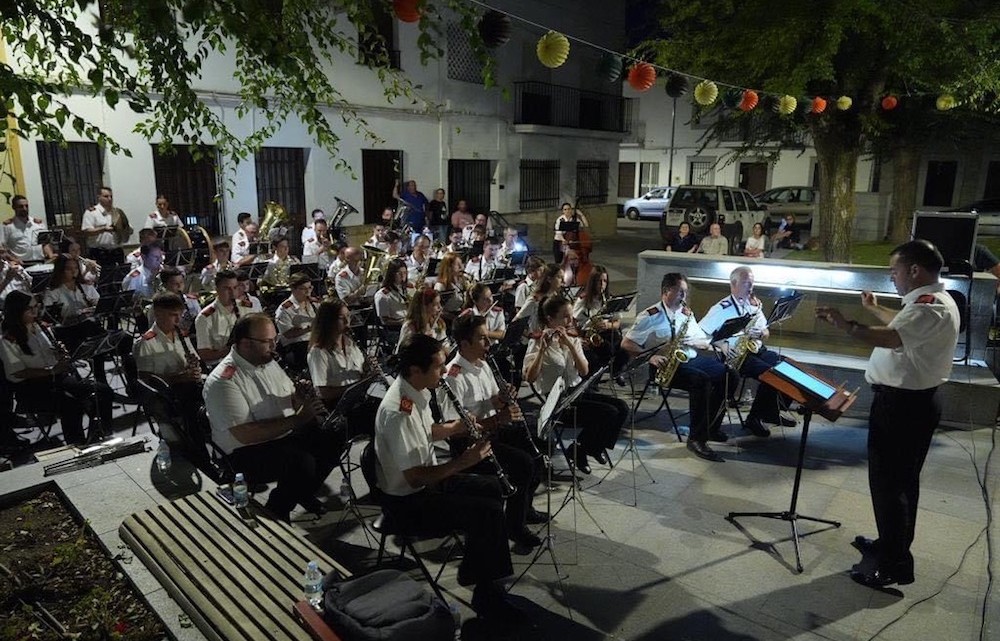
[663,355,726,442]
[382,474,513,587]
[738,347,791,422]
[562,392,628,453]
[867,385,940,571]
[13,374,113,444]
[228,428,345,518]
[449,436,539,534]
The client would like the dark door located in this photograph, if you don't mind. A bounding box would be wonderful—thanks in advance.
[362,149,403,224]
[983,161,1000,199]
[923,160,958,207]
[448,159,491,214]
[738,162,768,195]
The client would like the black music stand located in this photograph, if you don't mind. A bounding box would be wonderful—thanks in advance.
[36,230,63,246]
[330,376,380,545]
[726,358,856,573]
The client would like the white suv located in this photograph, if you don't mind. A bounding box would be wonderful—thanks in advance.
[660,185,768,246]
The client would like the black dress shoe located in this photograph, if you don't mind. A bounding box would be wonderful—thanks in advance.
[570,445,591,474]
[686,440,724,462]
[590,448,610,465]
[770,415,797,427]
[852,535,880,555]
[472,582,522,620]
[299,496,328,516]
[850,566,914,588]
[744,417,772,437]
[708,429,729,443]
[509,528,542,548]
[526,509,550,525]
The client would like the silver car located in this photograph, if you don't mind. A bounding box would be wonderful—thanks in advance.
[756,186,817,229]
[623,186,676,220]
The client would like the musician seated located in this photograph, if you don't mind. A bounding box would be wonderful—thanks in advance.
[374,258,409,329]
[150,267,201,329]
[397,287,449,351]
[365,224,388,251]
[200,238,234,290]
[405,234,432,284]
[572,265,626,374]
[463,283,505,340]
[621,273,727,462]
[324,240,347,280]
[333,247,366,305]
[236,272,263,313]
[231,219,259,267]
[44,254,100,325]
[441,229,464,257]
[512,263,563,336]
[513,256,545,314]
[300,208,325,246]
[433,252,466,320]
[0,255,32,304]
[203,313,343,522]
[440,314,544,548]
[126,228,159,270]
[375,333,522,621]
[382,230,403,257]
[195,270,244,367]
[261,238,299,287]
[523,296,627,474]
[302,218,329,262]
[1,291,113,445]
[464,222,487,246]
[59,236,99,285]
[274,273,317,369]
[699,266,795,438]
[464,241,499,282]
[122,241,165,299]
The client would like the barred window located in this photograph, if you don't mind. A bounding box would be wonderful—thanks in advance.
[255,147,307,226]
[447,21,483,83]
[576,160,609,206]
[151,145,221,234]
[37,141,103,228]
[357,2,400,70]
[519,160,560,211]
[639,162,659,194]
[688,160,715,185]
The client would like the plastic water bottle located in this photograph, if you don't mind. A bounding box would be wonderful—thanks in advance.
[339,479,351,503]
[232,473,249,508]
[303,561,323,608]
[155,440,171,472]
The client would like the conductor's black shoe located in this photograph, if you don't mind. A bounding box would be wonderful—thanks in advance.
[708,429,729,443]
[509,528,542,548]
[769,415,798,427]
[472,582,522,620]
[686,440,724,462]
[852,535,880,555]
[744,417,772,437]
[526,509,550,525]
[850,566,914,588]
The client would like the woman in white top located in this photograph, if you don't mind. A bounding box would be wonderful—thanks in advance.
[571,265,627,374]
[552,202,590,264]
[43,254,99,326]
[512,263,562,337]
[58,236,100,286]
[744,222,767,258]
[397,287,449,352]
[433,252,466,321]
[523,295,627,474]
[149,194,184,227]
[374,258,410,328]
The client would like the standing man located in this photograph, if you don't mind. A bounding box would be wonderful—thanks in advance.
[621,273,728,462]
[0,195,54,263]
[82,186,130,267]
[817,240,959,588]
[393,179,428,242]
[427,188,450,242]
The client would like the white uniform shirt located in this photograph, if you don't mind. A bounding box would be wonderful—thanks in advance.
[514,276,534,310]
[396,320,449,352]
[524,333,585,392]
[148,210,183,227]
[200,259,233,289]
[334,266,363,300]
[126,248,143,271]
[146,293,201,329]
[203,348,295,454]
[307,339,365,389]
[302,235,326,259]
[0,216,48,262]
[374,287,408,323]
[122,266,157,298]
[1,325,58,382]
[262,255,298,286]
[241,293,263,313]
[405,253,429,284]
[464,257,497,282]
[699,294,767,352]
[326,257,346,281]
[0,261,32,303]
[43,284,99,323]
[572,297,602,326]
[467,305,506,335]
[81,205,117,248]
[625,300,708,361]
[274,296,317,346]
[301,223,317,246]
[437,353,499,422]
[195,300,242,364]
[231,229,251,264]
[374,376,436,496]
[865,283,960,390]
[133,324,195,378]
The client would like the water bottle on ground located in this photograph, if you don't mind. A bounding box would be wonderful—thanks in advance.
[155,440,171,472]
[232,473,249,508]
[303,560,323,608]
[339,479,351,504]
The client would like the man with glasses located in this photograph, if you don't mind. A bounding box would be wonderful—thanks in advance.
[274,273,317,369]
[196,270,242,367]
[203,313,342,521]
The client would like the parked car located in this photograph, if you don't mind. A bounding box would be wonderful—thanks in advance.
[623,186,676,220]
[660,185,768,250]
[944,198,1000,237]
[755,186,818,230]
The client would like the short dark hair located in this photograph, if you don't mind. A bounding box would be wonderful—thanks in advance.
[140,240,164,256]
[660,272,686,294]
[228,313,274,346]
[215,269,238,287]
[159,266,183,284]
[138,228,157,242]
[212,237,230,249]
[392,333,444,378]
[151,292,185,311]
[11,194,26,206]
[237,212,252,225]
[288,273,311,289]
[891,239,944,274]
[452,313,486,346]
[311,209,325,218]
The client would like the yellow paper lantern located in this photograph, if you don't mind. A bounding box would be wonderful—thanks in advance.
[936,94,957,111]
[777,95,797,115]
[693,80,719,106]
[536,31,570,69]
[836,95,853,111]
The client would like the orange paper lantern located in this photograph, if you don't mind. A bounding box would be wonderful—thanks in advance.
[627,62,657,92]
[881,95,898,110]
[393,0,421,23]
[810,97,827,114]
[738,90,759,112]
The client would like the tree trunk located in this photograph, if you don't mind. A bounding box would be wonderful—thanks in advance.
[812,129,860,263]
[887,145,922,244]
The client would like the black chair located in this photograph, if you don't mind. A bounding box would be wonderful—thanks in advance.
[945,260,974,363]
[632,370,686,442]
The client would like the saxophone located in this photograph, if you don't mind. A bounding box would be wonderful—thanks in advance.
[653,308,692,388]
[726,315,761,371]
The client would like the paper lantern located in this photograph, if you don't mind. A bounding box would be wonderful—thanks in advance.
[664,73,688,98]
[722,88,741,109]
[393,0,420,23]
[693,80,718,106]
[936,94,957,111]
[881,95,898,110]
[836,95,853,111]
[776,95,797,115]
[536,31,570,68]
[478,10,511,48]
[627,62,657,92]
[738,90,759,111]
[598,53,624,82]
[810,97,827,114]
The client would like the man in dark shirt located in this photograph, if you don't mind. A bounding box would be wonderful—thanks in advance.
[393,179,428,236]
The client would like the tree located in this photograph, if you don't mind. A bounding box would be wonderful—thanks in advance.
[1,0,491,184]
[641,0,1000,261]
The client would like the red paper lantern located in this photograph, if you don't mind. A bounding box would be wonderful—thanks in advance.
[627,62,657,92]
[881,95,899,111]
[810,97,827,114]
[738,90,759,112]
[393,0,421,23]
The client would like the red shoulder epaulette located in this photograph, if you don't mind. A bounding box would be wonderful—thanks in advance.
[281,300,294,309]
[200,305,215,316]
[220,364,236,380]
[141,329,156,340]
[915,294,936,304]
[129,270,140,277]
[645,306,660,316]
[32,218,42,224]
[399,397,413,414]
[448,364,461,377]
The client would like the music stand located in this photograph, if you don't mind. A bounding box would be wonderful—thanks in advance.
[247,241,270,256]
[245,261,269,281]
[330,376,379,545]
[711,314,752,343]
[290,263,320,281]
[508,250,528,267]
[36,230,63,246]
[154,226,179,241]
[726,358,856,573]
[490,267,515,281]
[767,292,804,327]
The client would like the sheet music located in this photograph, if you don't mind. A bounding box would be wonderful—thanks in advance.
[538,378,566,439]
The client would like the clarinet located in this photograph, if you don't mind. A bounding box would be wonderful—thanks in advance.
[439,377,517,498]
[484,351,546,464]
[272,349,339,431]
[38,321,71,361]
[177,331,205,376]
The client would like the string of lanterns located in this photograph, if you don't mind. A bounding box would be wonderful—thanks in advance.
[389,0,960,114]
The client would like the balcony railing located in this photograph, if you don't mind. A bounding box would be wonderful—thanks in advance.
[514,81,633,134]
[716,115,808,147]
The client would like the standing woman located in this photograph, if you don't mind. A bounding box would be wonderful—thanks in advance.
[523,295,628,474]
[552,202,590,264]
[397,287,450,351]
[434,252,466,322]
[572,265,625,373]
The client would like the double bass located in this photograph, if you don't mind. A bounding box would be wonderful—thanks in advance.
[561,202,594,285]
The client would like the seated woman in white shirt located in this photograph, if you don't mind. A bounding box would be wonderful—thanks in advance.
[43,254,99,326]
[744,222,767,258]
[397,287,450,352]
[58,236,100,286]
[433,252,466,322]
[463,282,506,341]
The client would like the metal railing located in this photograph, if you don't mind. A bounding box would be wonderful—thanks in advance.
[514,82,632,133]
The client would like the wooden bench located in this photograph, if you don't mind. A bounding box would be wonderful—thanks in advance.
[120,491,349,641]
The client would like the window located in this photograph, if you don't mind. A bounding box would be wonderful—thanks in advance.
[357,2,400,69]
[576,160,609,206]
[639,162,659,194]
[255,147,307,226]
[36,141,103,228]
[446,21,483,83]
[617,162,636,198]
[151,145,220,233]
[518,160,560,210]
[688,159,715,185]
[922,160,958,207]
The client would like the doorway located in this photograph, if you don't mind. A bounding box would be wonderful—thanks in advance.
[447,159,492,214]
[738,162,768,195]
[362,149,403,224]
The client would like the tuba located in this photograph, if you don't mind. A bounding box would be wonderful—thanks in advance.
[258,201,289,241]
[654,309,692,388]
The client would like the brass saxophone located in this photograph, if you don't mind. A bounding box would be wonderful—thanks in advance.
[654,309,692,388]
[726,315,761,371]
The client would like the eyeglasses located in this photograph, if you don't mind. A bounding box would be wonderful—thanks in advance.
[244,336,277,346]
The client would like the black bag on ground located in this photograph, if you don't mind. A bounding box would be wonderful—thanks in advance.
[321,569,455,641]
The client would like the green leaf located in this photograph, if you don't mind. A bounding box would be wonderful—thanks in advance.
[104,90,119,108]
